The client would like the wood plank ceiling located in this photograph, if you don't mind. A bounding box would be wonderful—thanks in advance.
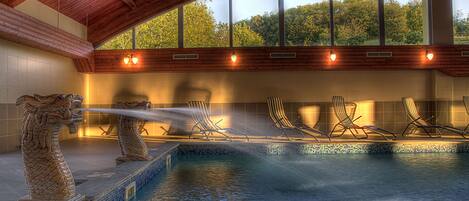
[0,0,193,46]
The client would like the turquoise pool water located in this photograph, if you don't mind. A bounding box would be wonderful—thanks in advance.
[136,153,469,201]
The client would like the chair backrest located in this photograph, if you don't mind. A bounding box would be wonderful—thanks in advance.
[266,97,295,128]
[402,97,429,126]
[332,96,355,127]
[187,101,219,130]
[464,96,469,115]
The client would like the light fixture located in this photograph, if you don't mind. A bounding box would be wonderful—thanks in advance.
[330,50,337,62]
[231,52,237,63]
[425,49,434,61]
[123,56,130,64]
[131,56,138,64]
[123,54,138,65]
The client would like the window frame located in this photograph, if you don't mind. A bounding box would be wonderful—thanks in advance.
[98,0,433,49]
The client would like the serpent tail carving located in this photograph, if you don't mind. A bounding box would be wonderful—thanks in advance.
[115,101,151,163]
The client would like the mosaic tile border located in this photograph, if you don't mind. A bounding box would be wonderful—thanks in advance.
[177,142,469,155]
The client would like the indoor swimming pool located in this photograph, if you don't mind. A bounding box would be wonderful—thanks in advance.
[134,152,469,201]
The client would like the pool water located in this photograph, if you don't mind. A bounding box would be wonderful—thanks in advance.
[136,153,469,201]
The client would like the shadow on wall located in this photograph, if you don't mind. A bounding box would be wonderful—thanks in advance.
[99,89,149,136]
[169,79,212,135]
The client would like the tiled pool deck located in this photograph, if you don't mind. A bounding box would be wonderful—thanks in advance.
[3,136,469,201]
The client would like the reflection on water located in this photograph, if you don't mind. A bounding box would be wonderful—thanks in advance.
[136,153,469,201]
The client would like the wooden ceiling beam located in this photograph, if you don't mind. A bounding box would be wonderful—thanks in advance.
[0,3,94,66]
[87,0,193,47]
[121,0,137,9]
[0,0,25,7]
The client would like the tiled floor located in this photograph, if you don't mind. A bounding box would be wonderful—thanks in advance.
[0,138,163,201]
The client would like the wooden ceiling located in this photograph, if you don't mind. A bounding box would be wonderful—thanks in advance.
[0,0,193,46]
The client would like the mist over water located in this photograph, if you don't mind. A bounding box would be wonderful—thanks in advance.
[79,107,196,122]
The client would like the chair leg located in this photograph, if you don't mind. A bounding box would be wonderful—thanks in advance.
[421,127,434,138]
[402,123,412,137]
[330,124,340,138]
[361,128,370,139]
[298,129,319,142]
[281,129,291,141]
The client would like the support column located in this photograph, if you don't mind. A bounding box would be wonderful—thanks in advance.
[428,0,454,45]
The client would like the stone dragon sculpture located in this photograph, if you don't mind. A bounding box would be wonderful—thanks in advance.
[16,94,84,201]
[114,101,151,164]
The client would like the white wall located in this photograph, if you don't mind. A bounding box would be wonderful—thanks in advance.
[15,0,87,39]
[0,38,84,152]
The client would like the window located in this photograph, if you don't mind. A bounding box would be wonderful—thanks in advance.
[285,0,330,46]
[184,0,230,48]
[384,0,424,45]
[453,0,469,44]
[333,0,379,46]
[136,9,178,49]
[232,0,279,47]
[98,29,133,50]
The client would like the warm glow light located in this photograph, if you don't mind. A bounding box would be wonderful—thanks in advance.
[426,50,434,61]
[330,51,337,62]
[123,56,130,64]
[131,56,139,64]
[124,54,139,65]
[231,52,237,63]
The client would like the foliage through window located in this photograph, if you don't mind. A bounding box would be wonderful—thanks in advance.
[285,0,330,46]
[97,0,435,49]
[184,0,230,48]
[453,0,469,44]
[334,0,379,46]
[233,0,279,47]
[136,9,178,49]
[384,0,424,45]
[98,29,132,50]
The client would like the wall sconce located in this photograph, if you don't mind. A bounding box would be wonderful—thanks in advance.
[425,49,434,61]
[330,50,337,62]
[124,54,138,65]
[231,52,237,63]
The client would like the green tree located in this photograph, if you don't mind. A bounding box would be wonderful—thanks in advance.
[334,0,379,45]
[404,0,423,44]
[285,1,330,46]
[384,0,408,44]
[98,29,132,50]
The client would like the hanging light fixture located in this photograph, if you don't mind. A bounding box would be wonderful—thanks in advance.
[425,49,434,61]
[231,52,237,63]
[329,50,337,62]
[123,54,138,65]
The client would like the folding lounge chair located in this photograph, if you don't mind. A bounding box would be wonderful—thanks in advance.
[402,97,467,138]
[463,96,469,133]
[330,96,395,140]
[188,101,249,141]
[267,97,329,142]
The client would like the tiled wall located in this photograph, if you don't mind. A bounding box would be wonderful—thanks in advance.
[83,100,434,137]
[0,38,83,153]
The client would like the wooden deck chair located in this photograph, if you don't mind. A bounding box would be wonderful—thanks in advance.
[331,96,395,140]
[402,97,467,138]
[267,97,328,142]
[188,101,249,141]
[464,96,469,133]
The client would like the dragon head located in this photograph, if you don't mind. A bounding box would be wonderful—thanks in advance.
[16,94,83,133]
